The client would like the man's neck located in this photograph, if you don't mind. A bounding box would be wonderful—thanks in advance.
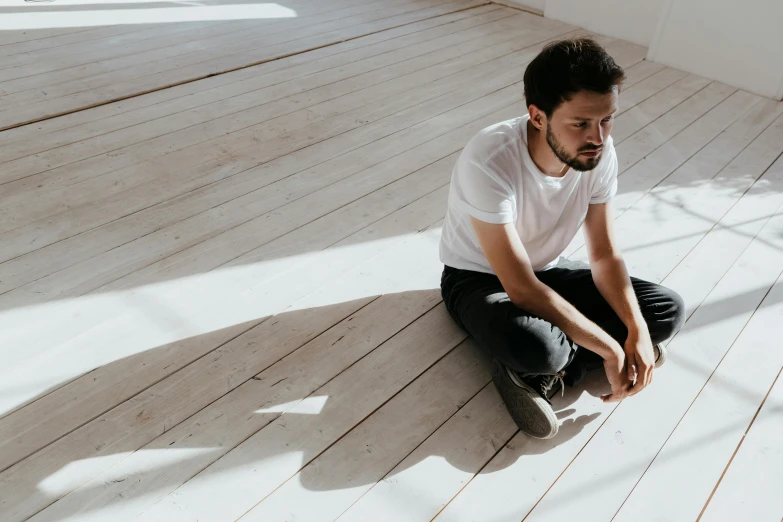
[527,120,568,178]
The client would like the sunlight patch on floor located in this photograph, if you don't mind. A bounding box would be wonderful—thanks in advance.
[0,228,439,417]
[0,3,297,30]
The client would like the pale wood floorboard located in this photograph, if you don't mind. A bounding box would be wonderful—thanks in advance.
[0,10,566,273]
[0,0,373,75]
[1,2,780,521]
[0,0,489,130]
[0,6,527,227]
[0,4,505,168]
[0,4,496,145]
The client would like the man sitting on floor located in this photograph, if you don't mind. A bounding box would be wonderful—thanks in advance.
[439,37,685,439]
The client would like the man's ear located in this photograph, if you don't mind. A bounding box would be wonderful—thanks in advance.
[528,104,547,131]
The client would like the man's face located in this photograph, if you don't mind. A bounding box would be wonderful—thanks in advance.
[544,89,619,172]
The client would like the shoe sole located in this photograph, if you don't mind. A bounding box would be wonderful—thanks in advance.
[655,343,667,368]
[492,361,559,439]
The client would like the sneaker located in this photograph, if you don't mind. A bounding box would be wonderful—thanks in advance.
[654,343,667,368]
[491,360,565,439]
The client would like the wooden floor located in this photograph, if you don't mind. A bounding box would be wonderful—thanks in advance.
[1,1,782,520]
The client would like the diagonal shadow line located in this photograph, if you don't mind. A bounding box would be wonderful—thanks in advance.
[671,351,783,409]
[600,106,783,243]
[680,278,783,330]
[620,212,780,254]
[645,181,783,249]
[567,148,783,262]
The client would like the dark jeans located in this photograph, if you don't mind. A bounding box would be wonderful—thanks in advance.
[440,258,686,385]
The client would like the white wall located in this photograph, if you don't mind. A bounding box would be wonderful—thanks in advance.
[648,0,783,100]
[544,0,665,47]
[504,0,783,100]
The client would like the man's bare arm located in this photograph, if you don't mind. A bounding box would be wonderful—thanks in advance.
[583,201,654,392]
[470,216,632,401]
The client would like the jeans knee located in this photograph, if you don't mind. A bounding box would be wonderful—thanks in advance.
[649,286,686,343]
[500,326,573,376]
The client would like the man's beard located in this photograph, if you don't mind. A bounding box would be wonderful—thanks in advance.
[546,126,602,172]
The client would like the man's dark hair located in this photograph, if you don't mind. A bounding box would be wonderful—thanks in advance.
[523,37,626,116]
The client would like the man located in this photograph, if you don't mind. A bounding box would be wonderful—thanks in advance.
[439,38,685,439]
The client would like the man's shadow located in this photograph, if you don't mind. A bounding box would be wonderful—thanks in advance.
[4,290,609,521]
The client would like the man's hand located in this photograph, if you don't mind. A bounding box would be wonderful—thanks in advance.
[624,329,655,395]
[601,348,634,402]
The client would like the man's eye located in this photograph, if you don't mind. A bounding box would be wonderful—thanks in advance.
[574,122,587,128]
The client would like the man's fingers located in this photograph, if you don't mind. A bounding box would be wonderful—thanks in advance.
[602,383,634,402]
[602,391,629,402]
[645,366,654,387]
[628,369,654,396]
[627,362,637,381]
[627,383,644,396]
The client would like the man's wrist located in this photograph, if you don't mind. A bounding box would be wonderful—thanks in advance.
[626,318,649,339]
[598,339,625,361]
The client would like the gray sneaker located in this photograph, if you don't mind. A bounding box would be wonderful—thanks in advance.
[654,343,667,368]
[492,360,566,439]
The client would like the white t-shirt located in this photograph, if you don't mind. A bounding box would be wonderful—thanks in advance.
[439,114,618,273]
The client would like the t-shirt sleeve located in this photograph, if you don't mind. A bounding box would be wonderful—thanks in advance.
[590,143,618,204]
[451,149,516,225]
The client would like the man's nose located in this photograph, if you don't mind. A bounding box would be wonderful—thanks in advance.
[587,123,604,146]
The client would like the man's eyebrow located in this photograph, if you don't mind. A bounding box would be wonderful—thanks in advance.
[569,110,619,121]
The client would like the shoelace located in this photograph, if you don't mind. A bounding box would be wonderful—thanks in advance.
[541,371,566,398]
[506,366,567,399]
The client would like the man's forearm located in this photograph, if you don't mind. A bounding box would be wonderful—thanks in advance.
[590,254,648,336]
[510,282,623,361]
